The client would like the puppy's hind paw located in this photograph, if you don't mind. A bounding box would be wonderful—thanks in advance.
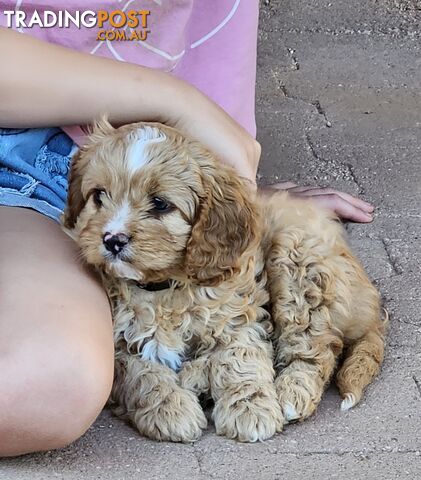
[340,393,357,412]
[213,388,284,442]
[275,375,320,423]
[283,402,301,423]
[134,388,207,443]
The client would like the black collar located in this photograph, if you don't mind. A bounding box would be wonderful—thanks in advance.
[135,280,174,292]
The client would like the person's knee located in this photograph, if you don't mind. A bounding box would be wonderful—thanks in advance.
[0,207,114,456]
[0,341,114,456]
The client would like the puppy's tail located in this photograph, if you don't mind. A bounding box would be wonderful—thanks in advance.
[336,309,388,411]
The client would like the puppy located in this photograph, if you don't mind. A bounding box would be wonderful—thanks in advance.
[62,120,386,443]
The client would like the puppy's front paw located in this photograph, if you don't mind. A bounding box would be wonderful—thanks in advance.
[179,359,210,395]
[213,387,284,442]
[134,388,207,443]
[275,374,320,423]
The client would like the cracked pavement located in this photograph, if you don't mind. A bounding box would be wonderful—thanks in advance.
[1,1,420,479]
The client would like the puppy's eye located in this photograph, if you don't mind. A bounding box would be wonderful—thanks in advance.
[151,197,173,214]
[93,189,106,208]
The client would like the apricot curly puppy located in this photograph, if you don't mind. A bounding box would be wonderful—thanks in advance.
[62,120,386,442]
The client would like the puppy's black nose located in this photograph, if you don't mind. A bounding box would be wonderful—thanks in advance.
[103,232,130,255]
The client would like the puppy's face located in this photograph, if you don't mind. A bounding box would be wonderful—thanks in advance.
[63,121,258,285]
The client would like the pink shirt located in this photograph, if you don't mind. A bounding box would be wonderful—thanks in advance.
[0,1,259,143]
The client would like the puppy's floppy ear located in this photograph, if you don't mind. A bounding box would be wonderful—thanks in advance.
[62,117,115,229]
[185,166,259,286]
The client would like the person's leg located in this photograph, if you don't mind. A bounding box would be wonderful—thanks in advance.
[0,207,114,457]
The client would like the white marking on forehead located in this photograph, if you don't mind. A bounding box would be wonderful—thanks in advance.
[126,126,166,172]
[104,200,131,234]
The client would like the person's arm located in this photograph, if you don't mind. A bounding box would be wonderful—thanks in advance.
[0,28,260,183]
[0,28,374,222]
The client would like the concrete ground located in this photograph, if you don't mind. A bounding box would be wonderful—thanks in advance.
[1,1,420,479]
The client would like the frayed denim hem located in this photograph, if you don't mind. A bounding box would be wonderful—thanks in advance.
[0,128,77,221]
[0,190,63,222]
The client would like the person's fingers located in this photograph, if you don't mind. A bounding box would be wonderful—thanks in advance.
[275,185,374,213]
[266,182,298,190]
[260,183,375,222]
[297,188,374,213]
[338,192,374,212]
[285,185,317,194]
[309,193,373,223]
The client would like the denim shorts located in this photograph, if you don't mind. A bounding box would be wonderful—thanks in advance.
[0,128,77,221]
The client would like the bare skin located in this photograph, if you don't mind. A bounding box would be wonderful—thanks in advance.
[263,183,374,223]
[0,28,259,183]
[0,26,374,456]
[0,27,373,222]
[0,207,114,456]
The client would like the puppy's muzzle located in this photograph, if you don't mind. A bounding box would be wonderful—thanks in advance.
[103,232,130,256]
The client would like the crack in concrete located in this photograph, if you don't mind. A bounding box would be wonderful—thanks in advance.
[381,238,404,275]
[279,83,289,98]
[283,26,421,40]
[266,448,421,457]
[312,100,332,128]
[305,133,363,192]
[373,273,402,282]
[287,47,300,70]
[377,212,421,219]
[306,133,321,161]
[396,317,420,328]
[279,83,332,128]
[192,446,211,479]
[344,163,365,195]
[412,375,421,400]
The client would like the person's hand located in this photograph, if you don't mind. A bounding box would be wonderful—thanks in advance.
[0,27,260,187]
[161,82,260,186]
[261,182,374,223]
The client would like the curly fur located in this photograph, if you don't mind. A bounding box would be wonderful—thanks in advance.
[62,120,386,443]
